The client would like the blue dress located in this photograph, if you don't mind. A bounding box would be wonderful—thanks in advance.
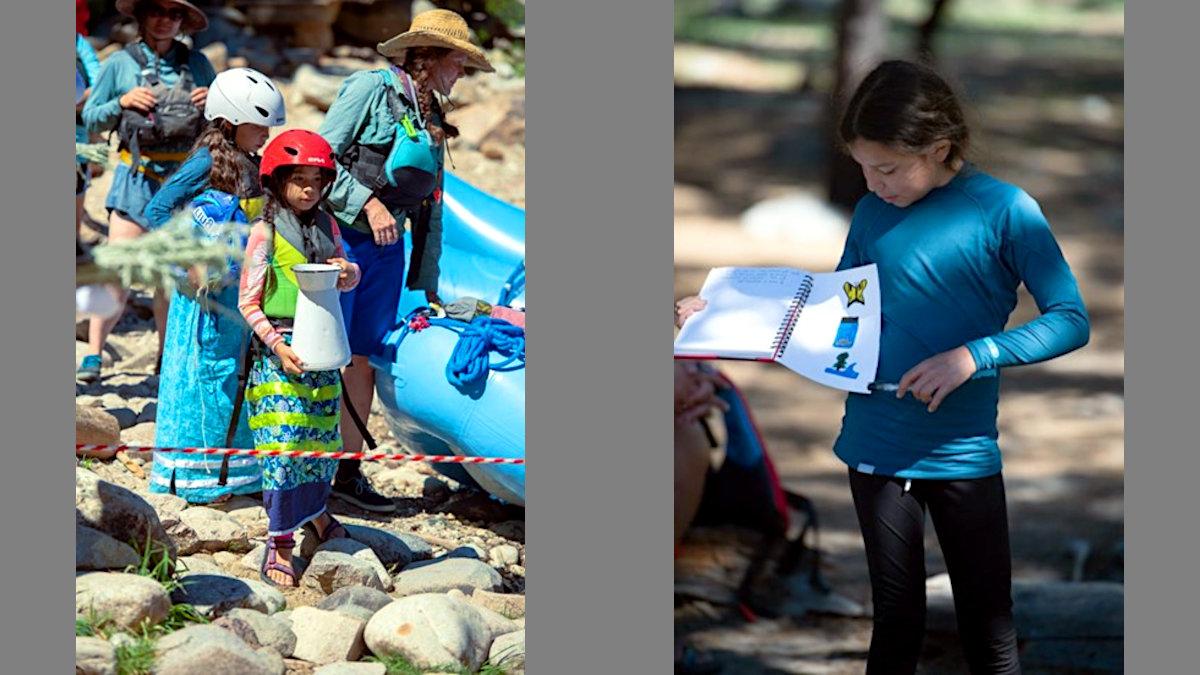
[149,190,261,502]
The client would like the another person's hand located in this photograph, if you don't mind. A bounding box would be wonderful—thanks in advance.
[119,87,157,112]
[896,345,977,413]
[674,362,729,424]
[674,296,708,328]
[327,257,358,291]
[425,289,442,308]
[189,86,208,110]
[186,264,207,290]
[327,257,350,282]
[274,343,305,376]
[364,198,398,246]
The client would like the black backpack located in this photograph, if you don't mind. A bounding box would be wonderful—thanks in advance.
[115,41,204,173]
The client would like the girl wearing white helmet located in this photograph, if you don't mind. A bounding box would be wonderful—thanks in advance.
[145,67,286,230]
[146,67,287,505]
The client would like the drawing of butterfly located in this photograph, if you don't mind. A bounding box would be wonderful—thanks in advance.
[843,279,868,306]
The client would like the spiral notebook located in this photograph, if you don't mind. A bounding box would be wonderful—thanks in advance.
[673,264,881,393]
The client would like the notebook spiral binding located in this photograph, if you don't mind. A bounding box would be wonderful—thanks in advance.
[770,274,814,359]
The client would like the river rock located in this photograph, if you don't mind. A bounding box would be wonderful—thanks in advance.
[489,545,520,567]
[316,585,393,621]
[120,421,158,446]
[176,555,224,575]
[76,404,121,446]
[170,573,255,619]
[170,507,250,555]
[344,524,432,567]
[75,572,171,630]
[304,550,389,595]
[312,663,386,675]
[76,523,140,571]
[488,629,525,671]
[154,624,284,675]
[224,608,298,658]
[471,589,526,619]
[363,593,499,672]
[289,606,366,665]
[393,557,503,596]
[76,468,175,560]
[76,635,117,675]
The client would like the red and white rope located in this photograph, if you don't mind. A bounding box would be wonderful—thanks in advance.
[76,444,525,465]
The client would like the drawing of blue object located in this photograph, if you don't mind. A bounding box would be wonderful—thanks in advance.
[825,363,861,379]
[833,317,860,349]
[825,351,861,379]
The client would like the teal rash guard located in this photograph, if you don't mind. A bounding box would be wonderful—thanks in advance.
[832,164,1090,479]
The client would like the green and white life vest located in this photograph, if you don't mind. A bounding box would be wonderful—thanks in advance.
[261,208,339,319]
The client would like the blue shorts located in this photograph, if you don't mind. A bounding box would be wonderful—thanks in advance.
[104,163,166,229]
[339,225,407,358]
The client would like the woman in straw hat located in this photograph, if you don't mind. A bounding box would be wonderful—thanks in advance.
[317,8,493,513]
[78,0,215,384]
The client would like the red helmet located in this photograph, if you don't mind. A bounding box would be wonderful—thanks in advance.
[259,129,337,186]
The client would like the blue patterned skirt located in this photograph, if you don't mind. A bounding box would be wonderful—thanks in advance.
[248,334,343,536]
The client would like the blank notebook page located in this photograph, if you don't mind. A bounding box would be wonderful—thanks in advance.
[673,267,808,359]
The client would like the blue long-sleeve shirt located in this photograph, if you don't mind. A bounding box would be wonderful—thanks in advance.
[75,34,101,145]
[145,146,212,230]
[832,164,1089,479]
[317,68,444,294]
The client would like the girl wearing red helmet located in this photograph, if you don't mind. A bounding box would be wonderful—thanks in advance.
[236,130,361,587]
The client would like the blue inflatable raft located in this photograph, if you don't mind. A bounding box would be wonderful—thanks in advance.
[369,173,526,506]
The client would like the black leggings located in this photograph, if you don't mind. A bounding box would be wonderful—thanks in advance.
[849,469,1021,675]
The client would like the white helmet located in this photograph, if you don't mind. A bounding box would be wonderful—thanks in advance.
[204,67,286,127]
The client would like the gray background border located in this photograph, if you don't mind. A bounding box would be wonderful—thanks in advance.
[0,2,77,673]
[1123,2,1200,672]
[527,1,675,672]
[3,1,1196,673]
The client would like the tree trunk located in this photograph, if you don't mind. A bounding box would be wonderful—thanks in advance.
[826,0,887,211]
[917,0,954,59]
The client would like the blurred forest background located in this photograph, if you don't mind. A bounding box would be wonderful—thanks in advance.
[674,1,1123,672]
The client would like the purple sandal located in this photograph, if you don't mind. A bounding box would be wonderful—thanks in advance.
[259,535,298,588]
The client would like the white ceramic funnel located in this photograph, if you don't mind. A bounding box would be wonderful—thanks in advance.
[290,263,352,371]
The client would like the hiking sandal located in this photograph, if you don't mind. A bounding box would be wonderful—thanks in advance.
[259,536,298,588]
[302,512,348,545]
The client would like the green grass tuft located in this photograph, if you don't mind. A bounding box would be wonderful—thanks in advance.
[113,633,157,675]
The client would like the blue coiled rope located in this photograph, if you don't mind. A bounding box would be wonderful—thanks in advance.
[385,310,526,394]
[435,315,526,390]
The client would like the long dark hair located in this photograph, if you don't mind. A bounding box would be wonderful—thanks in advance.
[839,60,969,166]
[401,46,461,146]
[192,121,256,196]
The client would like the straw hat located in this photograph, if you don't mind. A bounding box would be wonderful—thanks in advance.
[376,9,494,73]
[116,0,209,34]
